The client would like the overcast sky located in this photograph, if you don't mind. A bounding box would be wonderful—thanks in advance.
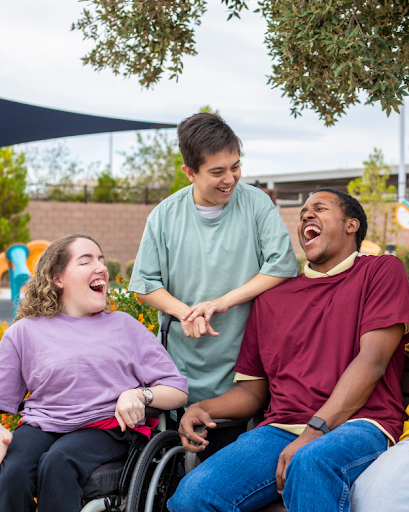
[1,0,406,178]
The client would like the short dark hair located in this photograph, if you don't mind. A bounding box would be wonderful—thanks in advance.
[177,112,242,173]
[312,188,368,251]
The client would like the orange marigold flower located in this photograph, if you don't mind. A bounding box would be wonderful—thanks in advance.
[138,314,145,323]
[111,305,117,312]
[115,276,121,284]
[138,299,144,305]
[133,292,138,299]
[148,324,155,331]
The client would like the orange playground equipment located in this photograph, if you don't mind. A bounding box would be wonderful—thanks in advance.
[0,240,50,316]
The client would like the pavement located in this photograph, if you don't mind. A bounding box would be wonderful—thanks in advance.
[0,289,15,325]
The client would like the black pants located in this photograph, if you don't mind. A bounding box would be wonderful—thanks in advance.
[0,424,129,512]
[198,423,248,462]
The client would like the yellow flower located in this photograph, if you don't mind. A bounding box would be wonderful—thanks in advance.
[148,324,155,331]
[0,321,8,341]
[133,292,138,299]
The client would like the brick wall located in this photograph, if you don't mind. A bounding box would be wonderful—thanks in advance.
[28,202,156,273]
[27,201,409,271]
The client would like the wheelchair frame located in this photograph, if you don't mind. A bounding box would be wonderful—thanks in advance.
[2,313,257,512]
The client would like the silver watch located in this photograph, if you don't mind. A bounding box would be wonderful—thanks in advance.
[141,388,153,406]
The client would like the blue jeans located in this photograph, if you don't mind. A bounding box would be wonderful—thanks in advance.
[350,437,409,512]
[168,421,387,512]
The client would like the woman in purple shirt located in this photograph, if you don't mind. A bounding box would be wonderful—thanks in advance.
[0,233,188,512]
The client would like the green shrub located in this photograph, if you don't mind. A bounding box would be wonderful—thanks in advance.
[296,255,307,274]
[109,275,159,335]
[106,258,121,281]
[125,259,135,277]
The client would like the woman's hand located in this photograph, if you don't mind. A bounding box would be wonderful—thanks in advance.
[0,425,13,464]
[115,389,146,432]
[182,298,229,336]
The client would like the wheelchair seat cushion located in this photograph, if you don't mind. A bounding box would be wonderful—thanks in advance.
[82,460,126,499]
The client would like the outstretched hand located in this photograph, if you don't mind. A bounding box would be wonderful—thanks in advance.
[178,405,217,453]
[0,426,13,465]
[182,299,230,337]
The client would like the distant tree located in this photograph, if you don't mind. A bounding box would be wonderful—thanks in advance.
[73,1,409,125]
[93,172,121,203]
[199,105,220,115]
[26,142,85,185]
[169,151,190,195]
[347,148,397,253]
[0,147,30,253]
[121,130,190,198]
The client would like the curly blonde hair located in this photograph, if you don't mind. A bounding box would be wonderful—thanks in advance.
[15,233,108,321]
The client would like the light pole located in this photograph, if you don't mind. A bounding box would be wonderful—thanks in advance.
[399,100,406,202]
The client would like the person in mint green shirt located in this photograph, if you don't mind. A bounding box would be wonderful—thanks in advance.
[129,112,298,410]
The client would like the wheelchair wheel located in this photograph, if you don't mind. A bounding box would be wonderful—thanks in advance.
[125,430,184,512]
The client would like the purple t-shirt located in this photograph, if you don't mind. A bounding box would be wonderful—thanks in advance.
[0,311,188,433]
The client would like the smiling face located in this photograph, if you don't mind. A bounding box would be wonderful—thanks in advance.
[183,150,241,207]
[297,191,360,273]
[53,238,109,317]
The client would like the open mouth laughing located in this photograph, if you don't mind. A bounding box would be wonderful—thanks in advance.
[89,278,106,293]
[304,225,322,246]
[217,186,233,196]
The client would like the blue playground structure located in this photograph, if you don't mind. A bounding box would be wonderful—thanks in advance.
[5,244,30,317]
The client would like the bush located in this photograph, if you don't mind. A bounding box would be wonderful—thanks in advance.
[0,322,21,432]
[106,258,121,281]
[125,259,135,277]
[296,255,307,274]
[109,275,159,336]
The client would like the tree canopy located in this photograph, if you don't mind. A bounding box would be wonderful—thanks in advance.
[347,148,397,252]
[0,147,30,253]
[73,1,409,126]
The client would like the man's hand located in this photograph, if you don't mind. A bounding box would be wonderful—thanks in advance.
[178,404,217,452]
[182,299,229,337]
[0,425,13,465]
[115,389,145,431]
[275,426,323,493]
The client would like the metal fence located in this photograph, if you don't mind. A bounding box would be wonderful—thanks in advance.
[27,183,171,205]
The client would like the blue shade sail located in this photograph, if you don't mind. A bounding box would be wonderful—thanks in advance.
[0,98,176,146]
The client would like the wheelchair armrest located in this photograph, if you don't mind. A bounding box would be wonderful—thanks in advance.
[184,417,254,473]
[145,406,165,418]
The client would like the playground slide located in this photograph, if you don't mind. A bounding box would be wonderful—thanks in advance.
[0,241,50,316]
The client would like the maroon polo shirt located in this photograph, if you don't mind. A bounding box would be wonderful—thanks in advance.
[235,255,409,443]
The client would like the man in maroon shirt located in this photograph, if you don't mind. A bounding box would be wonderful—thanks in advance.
[167,188,409,512]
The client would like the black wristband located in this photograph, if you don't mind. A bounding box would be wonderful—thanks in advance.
[307,416,330,434]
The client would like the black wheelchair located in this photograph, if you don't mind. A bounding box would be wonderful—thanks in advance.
[2,314,265,512]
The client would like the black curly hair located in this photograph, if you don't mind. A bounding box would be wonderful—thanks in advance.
[312,188,368,251]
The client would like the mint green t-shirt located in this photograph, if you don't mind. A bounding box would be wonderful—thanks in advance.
[129,183,298,405]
